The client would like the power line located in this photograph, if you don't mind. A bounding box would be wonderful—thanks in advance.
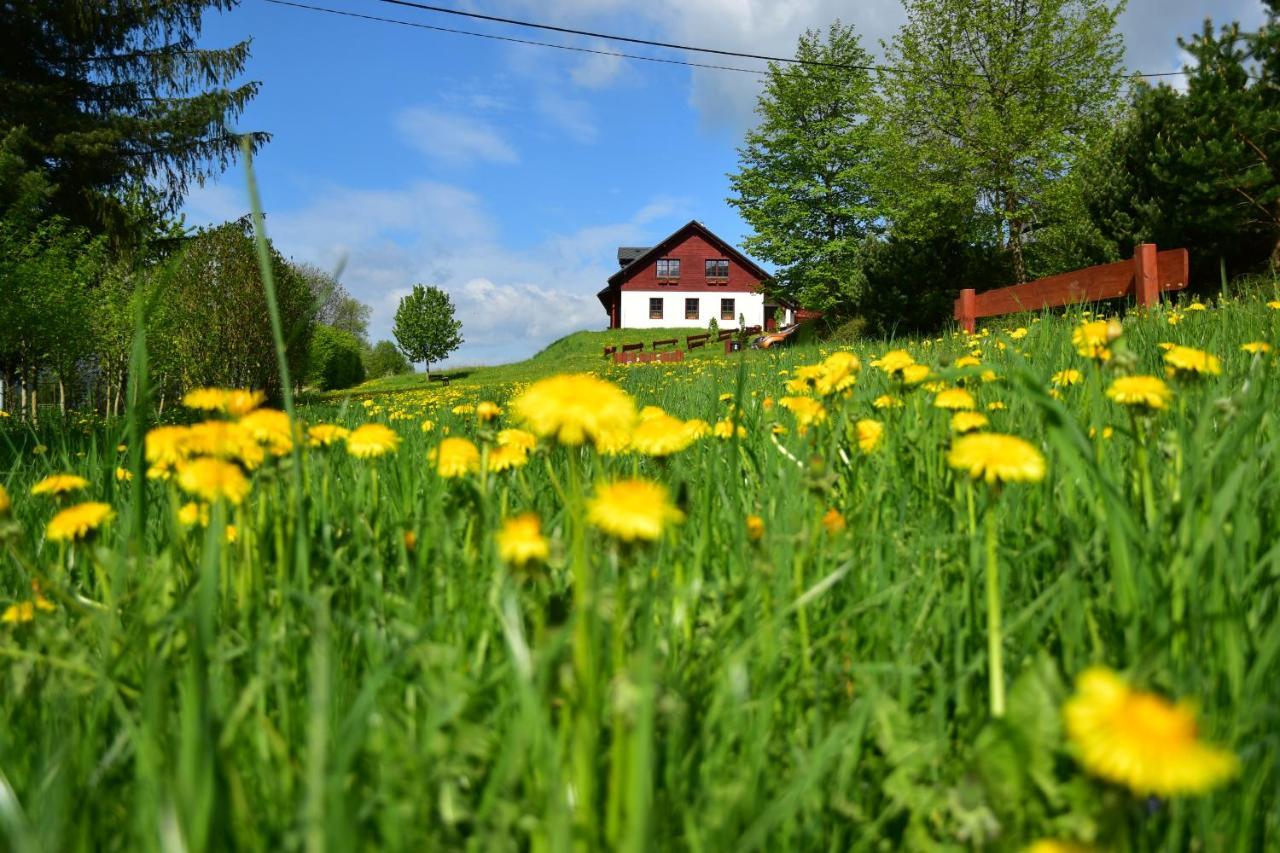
[374,0,881,71]
[265,0,1193,82]
[262,0,777,76]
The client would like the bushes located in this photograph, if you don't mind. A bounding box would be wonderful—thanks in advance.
[364,339,411,379]
[308,325,366,390]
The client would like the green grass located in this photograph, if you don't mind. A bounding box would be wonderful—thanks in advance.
[1,299,1279,850]
[346,326,739,395]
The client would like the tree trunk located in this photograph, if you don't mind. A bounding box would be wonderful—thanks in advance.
[59,377,66,415]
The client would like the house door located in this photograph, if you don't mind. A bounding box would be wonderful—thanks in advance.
[764,305,777,331]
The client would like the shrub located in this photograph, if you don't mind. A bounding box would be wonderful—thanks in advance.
[364,339,412,379]
[307,324,365,390]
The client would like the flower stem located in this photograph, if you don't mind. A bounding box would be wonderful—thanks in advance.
[984,504,1005,718]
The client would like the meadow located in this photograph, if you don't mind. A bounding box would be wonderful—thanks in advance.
[1,296,1279,851]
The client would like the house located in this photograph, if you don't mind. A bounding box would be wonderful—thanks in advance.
[596,220,794,331]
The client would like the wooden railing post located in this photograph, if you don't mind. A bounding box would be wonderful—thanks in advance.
[1133,243,1159,308]
[956,288,977,333]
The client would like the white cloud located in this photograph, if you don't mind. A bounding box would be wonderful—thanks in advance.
[183,176,690,366]
[570,42,625,89]
[394,106,519,166]
[534,91,599,143]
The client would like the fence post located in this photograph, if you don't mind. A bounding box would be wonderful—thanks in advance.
[956,288,977,334]
[1133,243,1159,308]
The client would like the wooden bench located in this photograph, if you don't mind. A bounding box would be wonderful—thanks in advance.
[717,330,733,342]
[621,342,644,354]
[428,374,450,386]
[955,243,1189,333]
[603,345,617,359]
[688,338,707,350]
[615,349,685,365]
[652,337,678,351]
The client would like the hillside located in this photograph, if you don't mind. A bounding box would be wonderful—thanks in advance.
[342,326,771,395]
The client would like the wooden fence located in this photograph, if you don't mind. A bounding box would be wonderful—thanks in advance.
[954,243,1189,333]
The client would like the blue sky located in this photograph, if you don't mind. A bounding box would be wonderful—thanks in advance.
[185,0,1268,366]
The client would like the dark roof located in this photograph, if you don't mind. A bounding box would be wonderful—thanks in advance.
[606,220,771,287]
[617,246,651,267]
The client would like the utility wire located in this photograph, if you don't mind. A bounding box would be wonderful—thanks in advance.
[263,0,776,76]
[265,0,1193,82]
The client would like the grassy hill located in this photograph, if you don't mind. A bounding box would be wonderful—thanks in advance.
[342,326,756,395]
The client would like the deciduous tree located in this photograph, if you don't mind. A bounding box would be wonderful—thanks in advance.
[393,285,463,375]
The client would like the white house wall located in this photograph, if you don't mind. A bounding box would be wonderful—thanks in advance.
[618,291,764,330]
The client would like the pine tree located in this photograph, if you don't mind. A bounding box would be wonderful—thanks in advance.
[0,1,266,244]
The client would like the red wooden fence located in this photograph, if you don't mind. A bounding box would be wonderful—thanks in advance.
[954,243,1189,333]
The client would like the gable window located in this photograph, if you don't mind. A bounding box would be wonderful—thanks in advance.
[720,298,735,321]
[649,297,664,320]
[685,298,699,320]
[656,258,680,280]
[705,259,729,281]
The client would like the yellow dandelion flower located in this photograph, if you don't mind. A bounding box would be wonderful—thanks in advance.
[0,484,9,515]
[1162,345,1221,377]
[115,466,133,482]
[497,513,550,567]
[779,396,827,429]
[1023,841,1096,853]
[933,388,976,411]
[1052,369,1083,387]
[1186,301,1207,311]
[745,515,764,541]
[476,401,503,421]
[1064,667,1238,796]
[178,501,210,527]
[177,458,250,505]
[631,413,699,457]
[951,411,990,434]
[47,501,114,541]
[31,474,90,496]
[922,380,949,393]
[346,423,401,459]
[948,433,1046,485]
[855,419,884,453]
[821,507,846,535]
[1106,376,1173,411]
[586,479,684,542]
[451,404,475,416]
[813,350,860,396]
[182,387,229,411]
[239,408,295,455]
[308,423,350,447]
[221,389,265,416]
[1072,320,1118,360]
[684,419,711,440]
[1267,300,1280,309]
[511,373,636,447]
[145,425,191,470]
[954,355,982,368]
[638,405,667,421]
[986,401,1006,411]
[185,420,265,469]
[871,349,915,375]
[1009,327,1029,340]
[713,418,745,439]
[420,420,435,433]
[487,443,529,472]
[901,363,932,385]
[497,428,537,451]
[432,437,480,478]
[224,524,238,544]
[1241,341,1271,354]
[2,602,35,624]
[718,392,734,403]
[873,394,903,410]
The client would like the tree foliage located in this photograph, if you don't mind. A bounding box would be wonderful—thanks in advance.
[364,339,412,379]
[156,219,314,401]
[393,284,463,373]
[879,0,1125,283]
[727,22,879,313]
[307,324,366,391]
[0,0,266,245]
[295,263,372,344]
